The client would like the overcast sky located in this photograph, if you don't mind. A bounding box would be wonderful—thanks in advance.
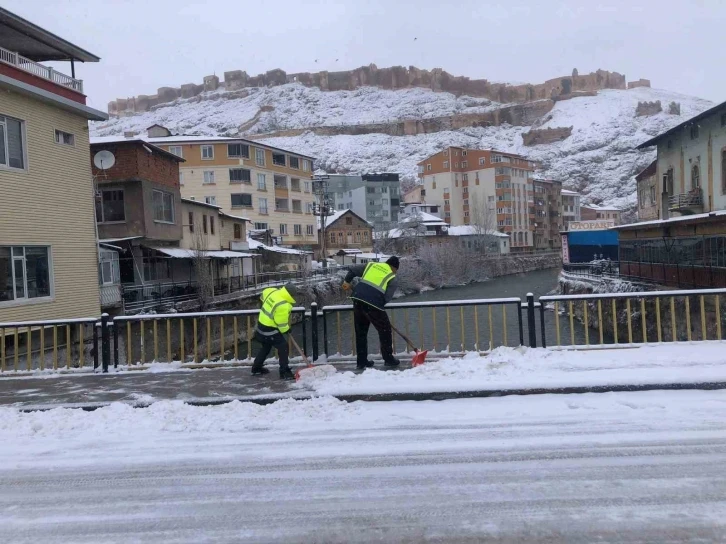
[5,0,724,111]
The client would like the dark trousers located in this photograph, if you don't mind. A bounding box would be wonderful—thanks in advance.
[353,300,394,365]
[252,331,290,369]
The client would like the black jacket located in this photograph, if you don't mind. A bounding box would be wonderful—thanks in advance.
[345,264,398,310]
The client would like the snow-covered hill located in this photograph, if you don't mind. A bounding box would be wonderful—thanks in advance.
[91,84,713,207]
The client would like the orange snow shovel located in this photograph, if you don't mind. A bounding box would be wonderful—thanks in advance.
[292,335,337,382]
[390,323,428,367]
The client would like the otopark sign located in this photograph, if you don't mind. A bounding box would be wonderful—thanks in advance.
[568,220,616,231]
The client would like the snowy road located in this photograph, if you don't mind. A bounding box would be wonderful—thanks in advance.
[2,392,726,542]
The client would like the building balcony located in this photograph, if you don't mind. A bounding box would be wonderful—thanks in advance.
[0,45,84,95]
[669,189,703,214]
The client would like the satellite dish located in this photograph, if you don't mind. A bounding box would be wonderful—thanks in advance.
[93,150,116,170]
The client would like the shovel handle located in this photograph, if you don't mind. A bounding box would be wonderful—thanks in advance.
[289,334,311,366]
[389,322,418,352]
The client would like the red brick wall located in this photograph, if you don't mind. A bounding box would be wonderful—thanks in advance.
[91,142,180,189]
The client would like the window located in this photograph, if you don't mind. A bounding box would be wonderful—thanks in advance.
[258,197,269,214]
[201,145,214,159]
[455,162,459,168]
[306,224,314,236]
[462,150,467,157]
[479,157,485,166]
[168,145,183,158]
[427,164,432,171]
[306,202,313,213]
[0,114,25,169]
[291,178,301,191]
[443,150,449,156]
[274,175,287,189]
[230,168,251,183]
[203,215,208,234]
[210,216,215,235]
[338,203,345,210]
[302,159,310,171]
[289,157,300,169]
[54,129,74,146]
[304,181,311,192]
[153,190,174,223]
[443,161,449,168]
[255,148,265,166]
[227,143,249,158]
[188,212,194,233]
[690,125,699,140]
[231,193,252,207]
[367,187,375,194]
[279,224,288,235]
[294,224,302,236]
[432,181,437,189]
[203,171,215,184]
[345,217,353,225]
[179,171,184,186]
[292,200,302,213]
[0,246,51,303]
[462,161,468,168]
[462,173,468,182]
[234,223,242,239]
[381,186,388,193]
[205,196,217,205]
[255,222,268,230]
[272,153,286,166]
[692,164,701,188]
[463,187,468,195]
[96,189,125,222]
[257,173,267,190]
[382,198,389,206]
[329,232,336,243]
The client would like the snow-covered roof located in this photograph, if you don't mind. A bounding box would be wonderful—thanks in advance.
[445,226,509,238]
[219,211,251,222]
[338,249,363,254]
[246,237,265,249]
[317,209,372,230]
[261,245,312,255]
[149,247,256,259]
[400,211,447,225]
[561,189,580,196]
[98,236,142,243]
[352,253,391,260]
[181,198,221,210]
[584,204,621,212]
[614,209,726,230]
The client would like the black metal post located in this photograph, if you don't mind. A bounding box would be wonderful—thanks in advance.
[101,313,110,373]
[92,321,99,369]
[516,302,524,346]
[322,308,329,358]
[311,303,319,361]
[539,303,547,348]
[526,293,537,348]
[113,317,119,368]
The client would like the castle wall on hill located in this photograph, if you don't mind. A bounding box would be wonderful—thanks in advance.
[107,64,638,116]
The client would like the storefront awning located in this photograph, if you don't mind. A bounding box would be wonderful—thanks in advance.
[147,247,258,259]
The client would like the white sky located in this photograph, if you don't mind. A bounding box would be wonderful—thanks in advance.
[4,0,724,111]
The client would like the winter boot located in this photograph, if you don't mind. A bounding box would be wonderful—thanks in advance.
[383,357,401,368]
[356,360,375,370]
[279,367,295,380]
[251,366,270,376]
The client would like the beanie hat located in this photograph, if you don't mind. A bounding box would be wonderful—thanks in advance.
[386,256,400,269]
[284,283,298,300]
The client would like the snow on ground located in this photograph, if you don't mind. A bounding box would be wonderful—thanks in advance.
[296,343,726,396]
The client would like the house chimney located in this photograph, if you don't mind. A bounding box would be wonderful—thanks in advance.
[123,131,137,138]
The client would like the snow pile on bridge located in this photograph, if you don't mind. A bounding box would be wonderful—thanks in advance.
[297,343,726,396]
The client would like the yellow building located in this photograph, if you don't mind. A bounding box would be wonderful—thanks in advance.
[0,8,108,322]
[106,127,319,248]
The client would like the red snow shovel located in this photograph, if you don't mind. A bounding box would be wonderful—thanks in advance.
[292,335,337,382]
[390,323,428,367]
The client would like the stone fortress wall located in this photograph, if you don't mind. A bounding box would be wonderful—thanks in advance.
[107,64,647,116]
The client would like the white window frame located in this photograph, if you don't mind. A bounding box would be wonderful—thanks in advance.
[302,159,310,171]
[304,181,311,192]
[96,188,126,223]
[54,129,74,146]
[255,148,266,167]
[254,222,268,230]
[204,196,217,206]
[179,171,184,186]
[201,145,214,160]
[0,246,54,306]
[169,145,183,158]
[258,197,269,214]
[227,143,249,159]
[306,224,314,236]
[0,114,27,171]
[203,170,215,184]
[152,190,175,223]
[279,223,288,235]
[294,224,302,236]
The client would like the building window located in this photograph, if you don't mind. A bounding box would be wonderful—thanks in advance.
[188,212,194,233]
[272,153,286,166]
[258,197,269,214]
[203,171,215,184]
[169,145,183,158]
[95,189,125,222]
[294,224,302,236]
[227,143,249,158]
[0,114,25,169]
[690,125,699,140]
[201,145,214,159]
[205,196,217,205]
[152,190,175,223]
[462,161,468,168]
[306,224,314,236]
[692,164,701,188]
[304,181,311,192]
[234,223,242,239]
[279,224,288,235]
[443,161,449,168]
[179,171,184,186]
[255,222,268,230]
[302,159,310,171]
[0,246,51,303]
[255,148,266,166]
[231,193,252,208]
[427,164,432,171]
[329,232,336,243]
[306,202,313,214]
[210,216,215,235]
[203,215,208,234]
[289,157,300,169]
[230,168,251,183]
[291,178,301,191]
[54,129,74,146]
[257,173,267,190]
[292,200,302,213]
[479,157,485,165]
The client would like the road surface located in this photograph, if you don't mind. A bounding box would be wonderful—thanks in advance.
[1,391,726,542]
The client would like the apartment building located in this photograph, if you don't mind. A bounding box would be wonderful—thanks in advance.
[0,8,108,321]
[561,189,582,229]
[98,127,318,248]
[635,160,658,221]
[326,173,401,228]
[417,147,539,251]
[532,179,563,250]
[581,205,622,225]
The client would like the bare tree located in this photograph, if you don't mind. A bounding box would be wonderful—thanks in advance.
[469,192,497,254]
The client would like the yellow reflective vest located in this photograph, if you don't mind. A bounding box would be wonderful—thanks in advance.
[257,287,296,334]
[351,262,396,310]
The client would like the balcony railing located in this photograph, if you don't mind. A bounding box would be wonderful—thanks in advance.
[0,45,84,93]
[669,190,703,211]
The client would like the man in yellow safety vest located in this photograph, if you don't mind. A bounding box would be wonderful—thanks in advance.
[252,283,298,380]
[342,256,400,369]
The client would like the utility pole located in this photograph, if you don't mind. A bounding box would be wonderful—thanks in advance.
[312,175,331,268]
